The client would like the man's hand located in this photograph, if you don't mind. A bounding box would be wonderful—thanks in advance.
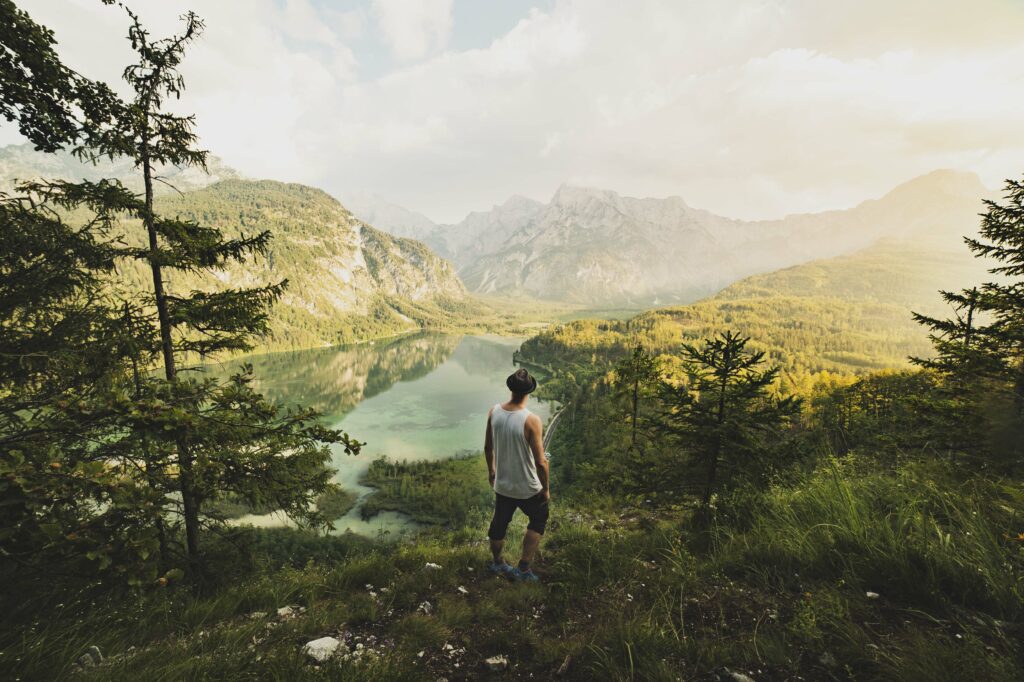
[542,488,551,502]
[488,469,496,486]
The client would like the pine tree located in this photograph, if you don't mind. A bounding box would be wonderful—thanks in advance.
[0,2,165,583]
[654,331,799,515]
[0,179,167,582]
[1,4,360,581]
[0,0,119,152]
[614,344,660,447]
[911,288,1004,462]
[912,288,1002,377]
[75,5,361,568]
[965,177,1024,408]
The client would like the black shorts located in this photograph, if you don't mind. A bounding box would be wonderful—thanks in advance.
[487,491,549,540]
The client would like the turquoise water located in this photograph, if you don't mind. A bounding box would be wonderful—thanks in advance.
[214,333,551,534]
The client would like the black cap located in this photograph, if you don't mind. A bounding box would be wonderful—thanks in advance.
[506,368,537,395]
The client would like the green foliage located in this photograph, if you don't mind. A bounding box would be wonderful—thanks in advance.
[0,182,165,584]
[715,459,1024,616]
[810,370,942,457]
[964,177,1024,413]
[615,344,661,447]
[0,0,120,152]
[520,242,994,396]
[315,485,359,521]
[0,5,360,586]
[653,331,801,509]
[360,455,492,526]
[2,476,1022,681]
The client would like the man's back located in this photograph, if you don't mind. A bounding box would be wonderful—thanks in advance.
[490,403,542,499]
[485,368,549,582]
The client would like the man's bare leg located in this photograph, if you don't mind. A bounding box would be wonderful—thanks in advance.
[490,537,505,565]
[519,529,542,569]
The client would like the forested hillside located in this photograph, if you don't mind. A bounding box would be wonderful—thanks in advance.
[0,142,239,193]
[140,179,475,348]
[521,239,991,393]
[0,143,572,350]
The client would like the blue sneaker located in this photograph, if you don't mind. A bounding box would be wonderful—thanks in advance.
[489,561,515,576]
[512,567,540,583]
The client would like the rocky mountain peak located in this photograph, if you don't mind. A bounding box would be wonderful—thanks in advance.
[882,169,987,198]
[549,183,622,209]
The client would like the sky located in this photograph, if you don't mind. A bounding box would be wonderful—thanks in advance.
[5,0,1024,223]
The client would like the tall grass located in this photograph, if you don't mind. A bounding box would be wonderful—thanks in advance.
[715,458,1024,616]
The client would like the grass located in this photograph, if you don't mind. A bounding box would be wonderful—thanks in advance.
[714,459,1024,616]
[3,460,1022,680]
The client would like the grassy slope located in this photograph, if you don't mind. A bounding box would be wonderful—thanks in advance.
[9,459,1020,681]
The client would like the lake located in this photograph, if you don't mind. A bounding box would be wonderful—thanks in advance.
[213,333,551,535]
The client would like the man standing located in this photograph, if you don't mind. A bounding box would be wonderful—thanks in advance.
[485,368,550,582]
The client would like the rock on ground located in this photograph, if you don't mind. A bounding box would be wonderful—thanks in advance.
[304,636,343,663]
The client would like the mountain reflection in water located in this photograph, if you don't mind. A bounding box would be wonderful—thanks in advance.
[207,333,551,536]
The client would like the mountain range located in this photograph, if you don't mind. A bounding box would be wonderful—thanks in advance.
[0,143,241,194]
[1,141,995,349]
[0,144,473,349]
[350,170,991,306]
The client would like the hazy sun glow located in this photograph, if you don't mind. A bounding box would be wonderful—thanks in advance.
[6,0,1024,222]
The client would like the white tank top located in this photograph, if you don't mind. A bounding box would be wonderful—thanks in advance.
[490,404,543,499]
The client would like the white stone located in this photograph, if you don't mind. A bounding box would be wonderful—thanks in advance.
[303,636,342,663]
[485,655,509,671]
[277,605,305,619]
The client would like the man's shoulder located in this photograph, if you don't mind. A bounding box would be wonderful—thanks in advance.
[524,412,543,428]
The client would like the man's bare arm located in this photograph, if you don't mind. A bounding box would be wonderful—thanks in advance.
[525,414,550,500]
[484,408,495,486]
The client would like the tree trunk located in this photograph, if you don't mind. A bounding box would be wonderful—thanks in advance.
[630,376,639,446]
[141,131,201,565]
[702,346,731,515]
[701,440,719,509]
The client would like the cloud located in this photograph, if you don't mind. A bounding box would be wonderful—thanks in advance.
[4,0,357,185]
[372,0,453,61]
[301,0,1024,221]
[4,0,1024,223]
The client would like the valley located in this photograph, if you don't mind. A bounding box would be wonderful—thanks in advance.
[4,3,1023,681]
[0,142,993,357]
